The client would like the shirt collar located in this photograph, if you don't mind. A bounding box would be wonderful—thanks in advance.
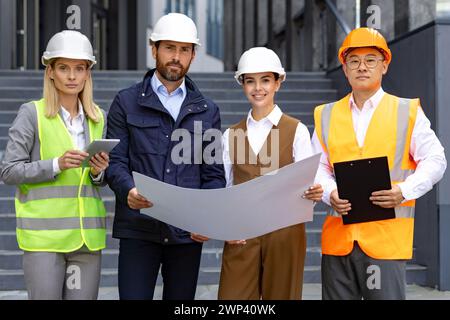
[349,87,385,110]
[247,105,282,127]
[151,72,186,97]
[60,100,84,123]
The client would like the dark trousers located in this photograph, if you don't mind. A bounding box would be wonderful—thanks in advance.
[322,241,406,300]
[118,238,203,300]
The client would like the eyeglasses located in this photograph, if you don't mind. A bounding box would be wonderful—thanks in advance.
[345,56,385,70]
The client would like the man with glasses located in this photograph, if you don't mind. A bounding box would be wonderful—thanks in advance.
[312,28,446,299]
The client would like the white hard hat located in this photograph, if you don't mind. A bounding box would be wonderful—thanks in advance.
[41,30,97,68]
[235,47,286,84]
[150,13,201,46]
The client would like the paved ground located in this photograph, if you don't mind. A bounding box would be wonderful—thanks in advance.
[1,284,450,300]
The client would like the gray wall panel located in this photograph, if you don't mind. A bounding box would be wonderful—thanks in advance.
[0,0,15,69]
[435,22,450,290]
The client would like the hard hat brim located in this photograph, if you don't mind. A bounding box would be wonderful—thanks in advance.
[234,69,287,85]
[338,45,392,65]
[150,35,201,46]
[41,51,97,68]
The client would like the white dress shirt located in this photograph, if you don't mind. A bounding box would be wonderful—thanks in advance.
[311,87,447,205]
[52,102,86,175]
[223,105,314,187]
[51,103,103,181]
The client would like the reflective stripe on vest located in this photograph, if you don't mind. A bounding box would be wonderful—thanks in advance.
[17,217,106,230]
[319,97,416,219]
[15,99,106,252]
[16,185,102,203]
[326,202,415,219]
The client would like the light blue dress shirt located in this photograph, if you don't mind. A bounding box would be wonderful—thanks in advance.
[151,73,187,121]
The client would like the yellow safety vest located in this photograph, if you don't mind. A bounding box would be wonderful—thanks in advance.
[314,93,419,259]
[15,98,106,252]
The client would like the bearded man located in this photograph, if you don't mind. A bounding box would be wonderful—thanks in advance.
[106,13,225,300]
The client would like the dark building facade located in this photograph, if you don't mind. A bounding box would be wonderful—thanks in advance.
[0,0,224,71]
[0,0,151,70]
[223,0,437,71]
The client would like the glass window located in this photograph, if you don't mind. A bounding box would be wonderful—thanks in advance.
[207,0,223,60]
[165,0,196,22]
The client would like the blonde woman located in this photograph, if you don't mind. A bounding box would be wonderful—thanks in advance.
[1,30,109,300]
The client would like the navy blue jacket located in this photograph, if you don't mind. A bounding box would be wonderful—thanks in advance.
[106,69,225,244]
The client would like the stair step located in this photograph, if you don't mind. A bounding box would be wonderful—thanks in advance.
[0,115,319,132]
[0,78,335,90]
[0,230,226,251]
[0,263,428,290]
[0,228,323,250]
[0,87,338,101]
[0,98,331,112]
[0,248,211,269]
[0,246,323,270]
[0,120,302,136]
[0,71,329,79]
[0,267,222,290]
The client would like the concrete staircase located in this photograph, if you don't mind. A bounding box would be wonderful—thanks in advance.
[0,70,427,290]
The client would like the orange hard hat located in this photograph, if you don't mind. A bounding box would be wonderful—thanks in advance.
[338,27,392,65]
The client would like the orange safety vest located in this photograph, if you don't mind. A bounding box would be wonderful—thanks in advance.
[314,93,419,259]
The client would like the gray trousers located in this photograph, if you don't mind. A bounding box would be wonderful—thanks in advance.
[321,242,406,300]
[23,246,102,300]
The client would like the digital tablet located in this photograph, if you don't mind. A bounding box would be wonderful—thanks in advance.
[82,139,120,167]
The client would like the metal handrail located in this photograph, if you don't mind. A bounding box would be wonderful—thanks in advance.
[324,0,352,34]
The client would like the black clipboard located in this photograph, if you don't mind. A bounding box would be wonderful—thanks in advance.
[334,156,395,225]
